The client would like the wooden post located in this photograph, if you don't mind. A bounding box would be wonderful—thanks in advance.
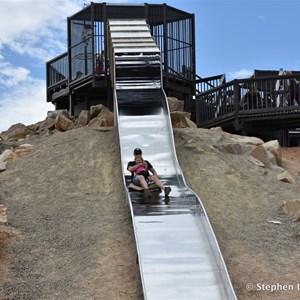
[69,94,75,116]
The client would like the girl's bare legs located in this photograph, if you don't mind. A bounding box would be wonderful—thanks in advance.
[139,176,151,198]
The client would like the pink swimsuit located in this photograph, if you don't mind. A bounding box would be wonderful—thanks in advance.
[136,165,147,175]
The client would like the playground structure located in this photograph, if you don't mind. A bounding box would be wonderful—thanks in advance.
[46,2,196,116]
[46,2,300,146]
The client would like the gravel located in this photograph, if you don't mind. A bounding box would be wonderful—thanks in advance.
[1,126,300,300]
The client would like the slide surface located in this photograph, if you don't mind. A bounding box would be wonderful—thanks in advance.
[108,19,237,300]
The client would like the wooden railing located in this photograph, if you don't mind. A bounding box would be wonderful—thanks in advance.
[195,74,300,129]
[195,74,226,94]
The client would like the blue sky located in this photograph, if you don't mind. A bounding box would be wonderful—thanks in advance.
[0,0,299,132]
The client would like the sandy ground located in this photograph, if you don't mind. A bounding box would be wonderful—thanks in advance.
[0,127,300,300]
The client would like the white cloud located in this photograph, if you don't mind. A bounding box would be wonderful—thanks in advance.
[0,58,55,133]
[0,0,83,132]
[0,0,82,62]
[0,60,55,133]
[0,78,54,132]
[0,61,31,88]
[228,69,253,80]
[258,15,266,21]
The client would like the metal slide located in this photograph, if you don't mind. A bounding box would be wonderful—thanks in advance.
[107,19,237,300]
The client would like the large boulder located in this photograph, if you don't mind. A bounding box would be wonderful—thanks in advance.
[170,111,197,128]
[87,105,114,128]
[167,97,184,112]
[0,149,14,163]
[209,128,263,155]
[75,110,92,127]
[0,205,7,223]
[282,200,300,223]
[0,123,34,141]
[36,118,56,133]
[0,149,12,172]
[0,162,7,173]
[88,117,109,128]
[7,144,33,162]
[282,200,300,216]
[90,104,105,118]
[97,107,114,127]
[277,170,296,184]
[55,112,75,132]
[220,130,264,147]
[262,140,282,166]
[250,144,277,168]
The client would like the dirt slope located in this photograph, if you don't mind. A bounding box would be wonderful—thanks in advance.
[1,127,300,300]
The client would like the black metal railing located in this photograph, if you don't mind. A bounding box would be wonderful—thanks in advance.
[46,52,68,88]
[196,74,300,127]
[46,3,196,99]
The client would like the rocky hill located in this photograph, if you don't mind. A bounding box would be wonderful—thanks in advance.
[1,106,300,299]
